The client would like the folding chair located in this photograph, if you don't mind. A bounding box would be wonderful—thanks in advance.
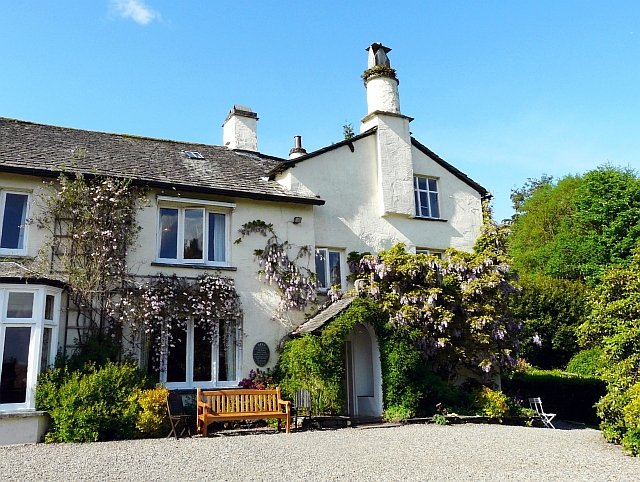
[293,389,313,430]
[528,397,556,429]
[167,391,192,439]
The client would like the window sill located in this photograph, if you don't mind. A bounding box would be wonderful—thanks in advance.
[151,262,237,271]
[414,217,448,222]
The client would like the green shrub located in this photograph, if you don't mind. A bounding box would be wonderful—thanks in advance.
[383,405,413,422]
[36,360,149,442]
[135,386,170,438]
[475,386,510,421]
[566,347,607,377]
[503,369,606,425]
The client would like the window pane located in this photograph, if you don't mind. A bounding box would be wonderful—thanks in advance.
[419,192,429,217]
[329,251,341,287]
[1,193,28,250]
[208,213,226,262]
[430,192,440,218]
[166,324,187,383]
[183,209,203,260]
[428,179,438,192]
[159,208,178,259]
[414,190,421,217]
[218,320,236,382]
[1,326,31,404]
[40,327,52,374]
[417,177,427,190]
[44,295,55,321]
[7,292,34,318]
[315,249,327,289]
[193,323,212,382]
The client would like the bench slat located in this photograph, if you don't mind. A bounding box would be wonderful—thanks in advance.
[196,388,291,436]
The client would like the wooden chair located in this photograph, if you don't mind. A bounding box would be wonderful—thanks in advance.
[528,397,556,429]
[167,391,192,439]
[293,389,313,430]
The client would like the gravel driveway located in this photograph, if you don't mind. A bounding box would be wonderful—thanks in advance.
[1,423,639,481]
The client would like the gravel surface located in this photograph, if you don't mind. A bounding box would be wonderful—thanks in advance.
[1,423,639,481]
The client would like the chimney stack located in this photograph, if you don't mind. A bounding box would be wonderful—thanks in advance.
[289,135,307,159]
[222,105,258,151]
[363,43,401,116]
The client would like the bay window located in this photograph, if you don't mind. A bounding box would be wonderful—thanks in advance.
[156,196,233,266]
[0,286,60,411]
[0,191,30,256]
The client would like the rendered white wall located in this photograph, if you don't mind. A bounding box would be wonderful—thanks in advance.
[276,134,483,279]
[223,115,258,152]
[364,76,401,115]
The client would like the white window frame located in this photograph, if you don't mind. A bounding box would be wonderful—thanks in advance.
[315,247,346,292]
[156,318,242,390]
[0,285,61,412]
[416,248,444,259]
[414,176,441,219]
[0,190,30,256]
[155,196,234,267]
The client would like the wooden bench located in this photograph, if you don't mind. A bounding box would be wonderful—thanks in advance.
[196,388,291,436]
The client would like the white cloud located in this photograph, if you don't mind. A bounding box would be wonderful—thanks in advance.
[111,0,160,25]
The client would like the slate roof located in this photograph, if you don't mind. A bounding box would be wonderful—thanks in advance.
[0,118,324,205]
[291,297,355,336]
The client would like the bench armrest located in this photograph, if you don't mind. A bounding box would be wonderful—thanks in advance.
[279,399,291,413]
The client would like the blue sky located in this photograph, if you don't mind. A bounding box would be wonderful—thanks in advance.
[1,1,639,222]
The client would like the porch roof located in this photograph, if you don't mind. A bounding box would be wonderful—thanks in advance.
[291,297,355,336]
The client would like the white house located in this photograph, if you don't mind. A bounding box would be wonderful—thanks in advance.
[0,43,487,443]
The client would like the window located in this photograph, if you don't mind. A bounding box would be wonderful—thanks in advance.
[416,248,443,259]
[0,191,29,255]
[152,319,240,389]
[156,197,233,266]
[414,177,440,219]
[0,286,60,411]
[315,248,344,291]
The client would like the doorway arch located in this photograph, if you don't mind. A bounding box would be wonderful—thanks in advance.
[344,323,383,418]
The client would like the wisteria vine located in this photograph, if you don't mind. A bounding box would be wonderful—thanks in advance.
[235,220,316,322]
[118,274,242,370]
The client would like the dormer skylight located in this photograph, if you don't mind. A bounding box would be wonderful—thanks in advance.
[185,151,204,159]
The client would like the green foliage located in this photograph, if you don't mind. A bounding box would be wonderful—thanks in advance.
[61,333,124,373]
[343,122,355,140]
[509,165,640,283]
[510,273,587,369]
[474,386,510,421]
[275,298,475,418]
[621,383,640,455]
[566,347,607,377]
[135,386,170,438]
[360,233,520,379]
[502,369,606,425]
[361,65,398,83]
[36,361,149,442]
[579,253,640,452]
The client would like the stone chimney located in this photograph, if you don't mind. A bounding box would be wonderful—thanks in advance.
[222,105,258,151]
[363,43,401,116]
[289,135,307,160]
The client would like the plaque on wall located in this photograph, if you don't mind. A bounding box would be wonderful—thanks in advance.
[253,342,270,367]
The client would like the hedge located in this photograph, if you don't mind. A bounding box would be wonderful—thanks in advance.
[502,369,606,425]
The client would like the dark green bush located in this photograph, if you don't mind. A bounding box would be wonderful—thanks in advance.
[566,347,607,377]
[502,369,606,425]
[36,360,150,442]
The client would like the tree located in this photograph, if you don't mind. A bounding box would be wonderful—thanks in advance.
[509,165,640,284]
